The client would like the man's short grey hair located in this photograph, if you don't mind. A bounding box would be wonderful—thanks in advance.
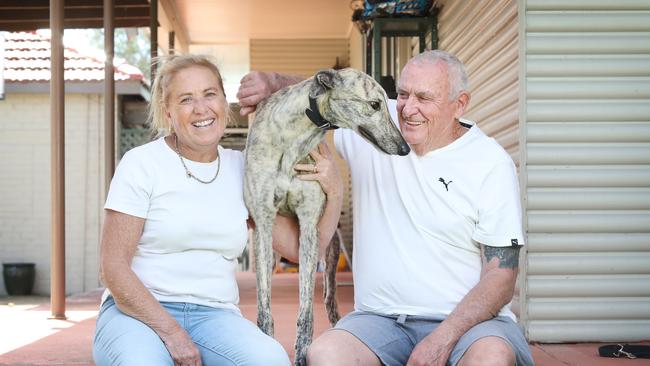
[409,50,469,100]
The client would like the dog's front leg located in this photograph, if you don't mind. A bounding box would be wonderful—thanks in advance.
[253,218,275,336]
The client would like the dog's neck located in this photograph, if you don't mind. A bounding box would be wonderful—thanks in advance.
[281,110,327,174]
[254,80,330,175]
[305,96,338,131]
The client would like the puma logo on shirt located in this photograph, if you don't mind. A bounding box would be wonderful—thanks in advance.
[438,177,452,191]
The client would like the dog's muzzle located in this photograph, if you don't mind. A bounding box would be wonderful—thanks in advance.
[358,125,411,156]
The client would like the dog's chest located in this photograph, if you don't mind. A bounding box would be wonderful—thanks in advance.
[274,168,325,217]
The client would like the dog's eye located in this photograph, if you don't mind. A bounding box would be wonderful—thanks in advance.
[369,101,381,111]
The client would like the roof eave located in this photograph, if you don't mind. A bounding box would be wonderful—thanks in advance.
[5,80,150,100]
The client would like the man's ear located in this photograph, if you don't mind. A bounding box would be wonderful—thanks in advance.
[454,91,471,119]
[310,69,337,97]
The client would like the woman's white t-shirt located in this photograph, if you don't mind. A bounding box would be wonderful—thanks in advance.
[103,137,248,311]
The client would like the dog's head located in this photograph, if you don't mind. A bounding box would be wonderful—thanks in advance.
[310,68,410,156]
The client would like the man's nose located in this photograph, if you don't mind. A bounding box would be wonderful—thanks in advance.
[400,96,418,117]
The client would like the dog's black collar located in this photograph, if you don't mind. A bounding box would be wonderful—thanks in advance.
[305,96,338,130]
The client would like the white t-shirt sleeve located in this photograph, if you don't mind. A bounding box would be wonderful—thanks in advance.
[104,149,152,218]
[387,98,398,124]
[333,129,354,163]
[472,160,525,248]
[333,130,344,158]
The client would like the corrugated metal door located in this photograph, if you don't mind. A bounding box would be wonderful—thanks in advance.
[521,0,650,342]
[435,0,520,160]
[434,0,523,317]
[250,38,349,78]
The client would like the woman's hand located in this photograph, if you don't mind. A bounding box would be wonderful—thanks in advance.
[294,142,343,199]
[161,327,203,366]
[272,142,344,260]
[295,142,344,257]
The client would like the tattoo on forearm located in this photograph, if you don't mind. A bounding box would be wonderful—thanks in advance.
[483,246,520,269]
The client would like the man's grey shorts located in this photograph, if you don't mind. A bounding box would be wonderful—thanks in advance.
[334,311,535,366]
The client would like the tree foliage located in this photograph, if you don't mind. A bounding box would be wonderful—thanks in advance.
[71,28,151,80]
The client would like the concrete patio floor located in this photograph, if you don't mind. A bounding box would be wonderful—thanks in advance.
[0,271,648,365]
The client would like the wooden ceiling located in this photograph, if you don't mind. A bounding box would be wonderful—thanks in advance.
[0,0,354,44]
[0,0,151,31]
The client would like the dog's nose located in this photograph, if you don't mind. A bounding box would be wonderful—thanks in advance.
[398,142,411,156]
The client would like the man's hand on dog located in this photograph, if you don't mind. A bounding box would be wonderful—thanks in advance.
[294,143,342,199]
[237,71,304,116]
[237,71,276,116]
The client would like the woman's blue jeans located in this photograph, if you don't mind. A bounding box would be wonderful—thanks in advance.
[93,297,290,366]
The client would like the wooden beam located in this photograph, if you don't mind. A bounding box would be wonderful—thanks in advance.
[0,0,150,31]
[0,0,147,7]
[159,0,190,53]
[49,0,66,321]
[104,0,116,195]
[169,30,175,54]
[150,0,157,79]
[0,18,150,31]
[0,7,149,21]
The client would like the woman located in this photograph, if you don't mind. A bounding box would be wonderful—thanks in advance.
[93,54,343,366]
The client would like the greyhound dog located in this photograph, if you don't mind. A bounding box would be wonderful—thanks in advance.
[244,68,410,365]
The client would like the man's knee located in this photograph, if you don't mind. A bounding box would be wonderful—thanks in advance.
[307,330,381,366]
[307,334,336,365]
[458,336,515,366]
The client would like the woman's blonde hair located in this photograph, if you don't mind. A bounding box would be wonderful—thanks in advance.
[148,54,232,137]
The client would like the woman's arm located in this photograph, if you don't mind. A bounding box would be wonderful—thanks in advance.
[270,142,343,262]
[99,209,202,366]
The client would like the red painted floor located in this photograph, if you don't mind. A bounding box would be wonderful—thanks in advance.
[0,271,648,365]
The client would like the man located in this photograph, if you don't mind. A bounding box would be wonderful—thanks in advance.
[237,50,534,366]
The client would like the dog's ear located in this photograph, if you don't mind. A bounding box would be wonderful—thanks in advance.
[310,69,338,97]
[316,70,336,89]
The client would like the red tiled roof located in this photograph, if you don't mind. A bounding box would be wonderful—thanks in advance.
[3,31,145,83]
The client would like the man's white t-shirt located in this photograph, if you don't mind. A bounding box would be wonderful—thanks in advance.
[103,137,249,311]
[334,105,524,321]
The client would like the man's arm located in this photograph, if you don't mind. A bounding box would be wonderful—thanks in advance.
[406,244,520,366]
[237,71,304,115]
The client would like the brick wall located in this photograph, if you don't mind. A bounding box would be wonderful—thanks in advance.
[0,93,105,296]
